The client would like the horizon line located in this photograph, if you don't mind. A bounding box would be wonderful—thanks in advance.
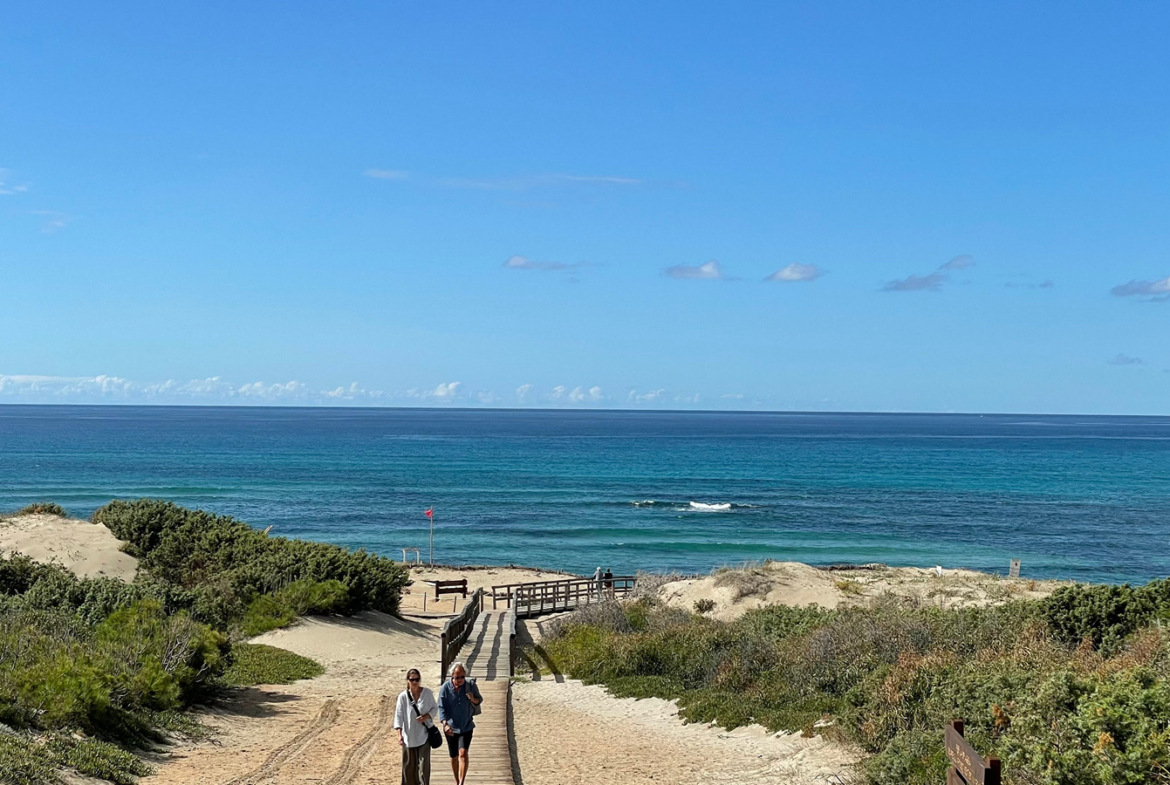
[0,402,1165,419]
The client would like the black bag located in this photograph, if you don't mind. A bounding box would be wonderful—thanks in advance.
[411,697,443,749]
[469,678,482,717]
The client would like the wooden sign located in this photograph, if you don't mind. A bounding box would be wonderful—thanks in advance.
[945,720,1001,785]
[1009,559,1021,578]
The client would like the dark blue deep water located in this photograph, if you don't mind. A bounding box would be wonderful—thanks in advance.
[1,405,1167,583]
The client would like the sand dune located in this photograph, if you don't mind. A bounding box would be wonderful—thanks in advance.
[0,512,138,581]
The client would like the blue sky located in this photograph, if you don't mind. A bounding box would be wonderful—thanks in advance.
[2,2,1168,413]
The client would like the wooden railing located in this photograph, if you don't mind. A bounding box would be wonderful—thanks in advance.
[506,606,517,676]
[440,588,484,679]
[492,576,636,617]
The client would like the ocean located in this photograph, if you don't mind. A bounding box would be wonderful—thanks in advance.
[1,405,1167,584]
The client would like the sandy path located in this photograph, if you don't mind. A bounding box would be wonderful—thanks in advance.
[145,611,444,785]
[512,678,859,785]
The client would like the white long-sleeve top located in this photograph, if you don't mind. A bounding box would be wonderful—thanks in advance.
[393,687,438,749]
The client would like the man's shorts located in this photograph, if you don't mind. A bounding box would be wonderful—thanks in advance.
[446,729,473,758]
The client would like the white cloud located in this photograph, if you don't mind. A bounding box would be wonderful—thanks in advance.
[30,210,71,233]
[0,168,29,195]
[588,385,602,401]
[1111,276,1170,300]
[0,374,388,405]
[503,255,592,272]
[569,386,586,402]
[429,382,462,399]
[765,263,821,283]
[664,260,724,280]
[884,255,974,292]
[939,254,976,271]
[326,382,385,401]
[627,388,666,403]
[883,272,948,292]
[550,385,567,400]
[364,168,410,180]
[434,173,642,191]
[1108,354,1144,366]
[515,383,533,401]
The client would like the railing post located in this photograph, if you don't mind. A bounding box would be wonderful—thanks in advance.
[440,631,448,681]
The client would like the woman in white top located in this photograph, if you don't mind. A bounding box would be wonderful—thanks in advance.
[393,668,438,785]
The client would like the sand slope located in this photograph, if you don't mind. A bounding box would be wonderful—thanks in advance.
[0,512,138,581]
[513,678,860,785]
[659,560,1064,621]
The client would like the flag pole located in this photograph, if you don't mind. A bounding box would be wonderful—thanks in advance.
[428,508,434,567]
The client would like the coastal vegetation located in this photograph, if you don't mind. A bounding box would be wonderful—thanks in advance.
[0,500,412,785]
[537,573,1170,785]
[12,502,68,517]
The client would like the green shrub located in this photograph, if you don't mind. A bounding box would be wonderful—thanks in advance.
[239,579,350,637]
[0,733,55,785]
[221,643,324,686]
[95,600,229,710]
[1042,579,1170,653]
[13,502,68,517]
[0,554,144,625]
[694,598,716,614]
[93,499,409,628]
[46,735,153,785]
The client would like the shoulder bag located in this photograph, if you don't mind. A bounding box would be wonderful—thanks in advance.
[411,696,443,749]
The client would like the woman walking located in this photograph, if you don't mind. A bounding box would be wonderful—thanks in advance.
[393,668,438,785]
[437,661,482,785]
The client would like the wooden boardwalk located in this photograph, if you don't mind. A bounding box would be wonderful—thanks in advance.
[448,609,516,785]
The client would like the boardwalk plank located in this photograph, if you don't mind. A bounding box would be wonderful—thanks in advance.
[446,611,515,785]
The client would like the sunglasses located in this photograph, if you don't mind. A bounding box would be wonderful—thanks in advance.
[407,677,420,682]
[452,675,466,680]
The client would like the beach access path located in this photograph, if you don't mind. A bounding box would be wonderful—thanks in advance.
[448,609,515,785]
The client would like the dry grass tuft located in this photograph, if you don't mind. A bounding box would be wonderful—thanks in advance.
[713,563,774,600]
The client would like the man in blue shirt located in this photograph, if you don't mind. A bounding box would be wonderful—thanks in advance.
[437,661,482,785]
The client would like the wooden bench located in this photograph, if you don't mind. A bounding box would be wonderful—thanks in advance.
[426,578,468,599]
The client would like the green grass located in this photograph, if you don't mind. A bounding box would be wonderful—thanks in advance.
[221,643,325,686]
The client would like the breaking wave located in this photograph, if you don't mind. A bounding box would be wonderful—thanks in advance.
[630,500,754,512]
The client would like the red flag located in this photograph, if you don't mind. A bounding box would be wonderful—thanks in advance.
[424,507,433,519]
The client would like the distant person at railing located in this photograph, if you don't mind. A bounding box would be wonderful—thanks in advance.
[593,566,603,599]
[603,568,614,598]
[438,661,482,785]
[394,668,438,785]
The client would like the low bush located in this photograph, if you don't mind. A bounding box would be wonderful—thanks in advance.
[694,598,716,614]
[46,735,153,785]
[221,643,325,686]
[12,502,68,517]
[712,564,774,599]
[0,733,55,785]
[1041,578,1170,654]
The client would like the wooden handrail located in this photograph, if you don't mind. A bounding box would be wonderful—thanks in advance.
[492,576,637,617]
[440,588,484,679]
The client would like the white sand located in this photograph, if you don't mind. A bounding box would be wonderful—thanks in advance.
[513,678,860,785]
[0,512,137,581]
[659,560,1064,621]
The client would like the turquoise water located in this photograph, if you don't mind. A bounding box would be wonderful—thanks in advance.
[1,405,1167,583]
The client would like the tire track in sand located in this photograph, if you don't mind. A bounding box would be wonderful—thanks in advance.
[323,694,395,785]
[224,698,341,785]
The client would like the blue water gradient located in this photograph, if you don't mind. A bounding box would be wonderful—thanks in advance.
[1,406,1167,583]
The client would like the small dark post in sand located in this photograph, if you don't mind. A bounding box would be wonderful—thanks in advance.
[945,720,1001,785]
